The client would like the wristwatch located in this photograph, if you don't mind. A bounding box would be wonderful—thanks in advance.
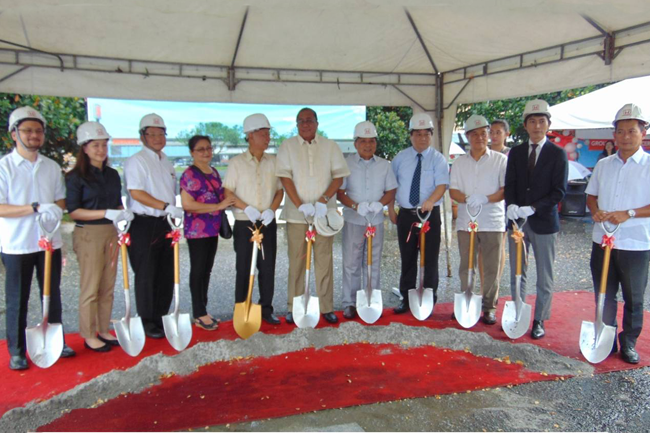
[351,203,358,211]
[162,202,170,211]
[321,194,330,202]
[31,202,39,213]
[628,209,636,219]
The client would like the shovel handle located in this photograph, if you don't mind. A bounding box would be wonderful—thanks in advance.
[419,229,426,266]
[174,242,180,285]
[120,243,129,290]
[367,228,373,266]
[468,230,476,270]
[516,234,523,276]
[246,242,259,307]
[306,238,313,271]
[43,248,52,297]
[598,245,612,296]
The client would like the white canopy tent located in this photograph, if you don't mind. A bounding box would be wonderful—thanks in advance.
[2,0,650,273]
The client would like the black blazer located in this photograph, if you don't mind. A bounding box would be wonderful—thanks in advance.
[504,140,568,234]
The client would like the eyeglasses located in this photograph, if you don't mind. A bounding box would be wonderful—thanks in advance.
[145,132,167,138]
[193,147,213,153]
[17,128,45,136]
[297,119,317,125]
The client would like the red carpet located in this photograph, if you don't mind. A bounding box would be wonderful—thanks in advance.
[0,290,647,431]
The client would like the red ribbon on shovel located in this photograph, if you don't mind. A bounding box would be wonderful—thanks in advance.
[118,232,131,247]
[601,234,615,249]
[305,228,316,242]
[38,236,53,252]
[406,220,430,243]
[166,229,182,246]
[365,226,376,238]
[468,221,479,232]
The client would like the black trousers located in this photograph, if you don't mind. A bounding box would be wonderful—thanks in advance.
[2,249,64,356]
[590,242,650,349]
[233,219,277,315]
[397,206,441,302]
[187,236,219,319]
[127,215,174,327]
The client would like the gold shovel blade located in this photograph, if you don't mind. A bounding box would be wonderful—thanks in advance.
[233,302,262,339]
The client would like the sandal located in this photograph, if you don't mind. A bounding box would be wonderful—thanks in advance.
[194,317,219,331]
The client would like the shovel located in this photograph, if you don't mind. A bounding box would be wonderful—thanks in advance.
[26,215,64,368]
[579,222,619,364]
[162,215,192,351]
[454,205,483,329]
[408,207,435,320]
[233,224,263,339]
[356,213,382,324]
[293,218,320,328]
[113,221,145,357]
[502,218,533,339]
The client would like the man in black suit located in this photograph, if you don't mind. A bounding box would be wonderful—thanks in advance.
[504,99,568,339]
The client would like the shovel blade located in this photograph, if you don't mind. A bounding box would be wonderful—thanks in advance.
[233,302,262,339]
[356,290,383,324]
[114,316,146,357]
[407,288,434,321]
[292,294,320,329]
[501,300,532,339]
[453,292,482,329]
[162,312,193,352]
[579,321,617,364]
[26,322,63,369]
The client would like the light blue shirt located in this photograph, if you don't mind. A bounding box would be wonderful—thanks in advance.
[392,146,449,208]
[341,153,398,226]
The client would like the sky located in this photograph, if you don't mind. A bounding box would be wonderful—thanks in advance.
[87,98,365,139]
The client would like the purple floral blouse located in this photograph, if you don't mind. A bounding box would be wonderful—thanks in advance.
[179,167,225,239]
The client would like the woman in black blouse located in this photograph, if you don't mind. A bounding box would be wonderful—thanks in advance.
[66,122,134,352]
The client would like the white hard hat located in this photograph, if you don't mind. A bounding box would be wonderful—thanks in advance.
[243,113,271,134]
[464,114,490,133]
[77,121,111,145]
[8,106,46,132]
[522,99,551,121]
[409,113,434,131]
[139,113,166,132]
[314,209,344,237]
[613,103,648,127]
[353,121,378,139]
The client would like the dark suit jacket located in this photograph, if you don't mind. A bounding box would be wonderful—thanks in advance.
[504,140,568,234]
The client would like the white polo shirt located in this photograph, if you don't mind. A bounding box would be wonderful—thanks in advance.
[124,146,177,217]
[0,150,65,254]
[450,149,507,232]
[586,147,650,250]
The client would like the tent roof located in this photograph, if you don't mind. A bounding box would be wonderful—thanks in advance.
[549,75,650,130]
[2,0,650,108]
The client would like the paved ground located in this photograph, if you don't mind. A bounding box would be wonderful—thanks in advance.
[2,214,650,432]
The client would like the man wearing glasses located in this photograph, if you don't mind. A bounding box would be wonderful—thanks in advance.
[0,107,76,370]
[124,113,183,339]
[276,108,350,324]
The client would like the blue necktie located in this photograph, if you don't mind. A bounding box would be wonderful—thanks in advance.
[409,153,422,207]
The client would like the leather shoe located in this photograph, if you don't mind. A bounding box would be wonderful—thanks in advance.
[343,306,356,319]
[393,300,409,314]
[285,312,294,325]
[531,320,545,339]
[61,345,76,358]
[98,335,120,346]
[84,341,111,353]
[263,313,281,325]
[323,312,339,324]
[9,355,28,370]
[621,347,640,364]
[144,323,165,339]
[482,312,497,325]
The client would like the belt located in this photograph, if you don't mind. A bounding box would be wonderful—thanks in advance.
[134,214,167,220]
[399,206,439,215]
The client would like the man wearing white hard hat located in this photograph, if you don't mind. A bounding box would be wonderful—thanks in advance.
[124,113,182,339]
[388,113,449,314]
[224,114,284,325]
[337,121,397,319]
[449,115,507,325]
[585,103,650,364]
[504,99,568,339]
[0,107,76,369]
[276,108,350,324]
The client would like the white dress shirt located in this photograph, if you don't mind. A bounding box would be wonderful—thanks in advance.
[341,153,398,226]
[586,147,650,250]
[0,150,65,253]
[124,146,177,217]
[276,134,350,224]
[223,150,282,221]
[528,138,547,164]
[450,149,507,232]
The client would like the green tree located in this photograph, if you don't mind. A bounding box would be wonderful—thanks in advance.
[177,122,245,155]
[270,127,328,148]
[367,106,413,160]
[0,93,86,168]
[456,84,610,145]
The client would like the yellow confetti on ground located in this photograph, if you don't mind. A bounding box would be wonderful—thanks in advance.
[435,395,441,399]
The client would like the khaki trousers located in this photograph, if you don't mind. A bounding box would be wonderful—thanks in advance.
[457,231,503,314]
[286,222,335,314]
[73,224,118,339]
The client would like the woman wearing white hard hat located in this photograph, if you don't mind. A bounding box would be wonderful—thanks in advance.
[66,121,134,352]
[223,114,284,325]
